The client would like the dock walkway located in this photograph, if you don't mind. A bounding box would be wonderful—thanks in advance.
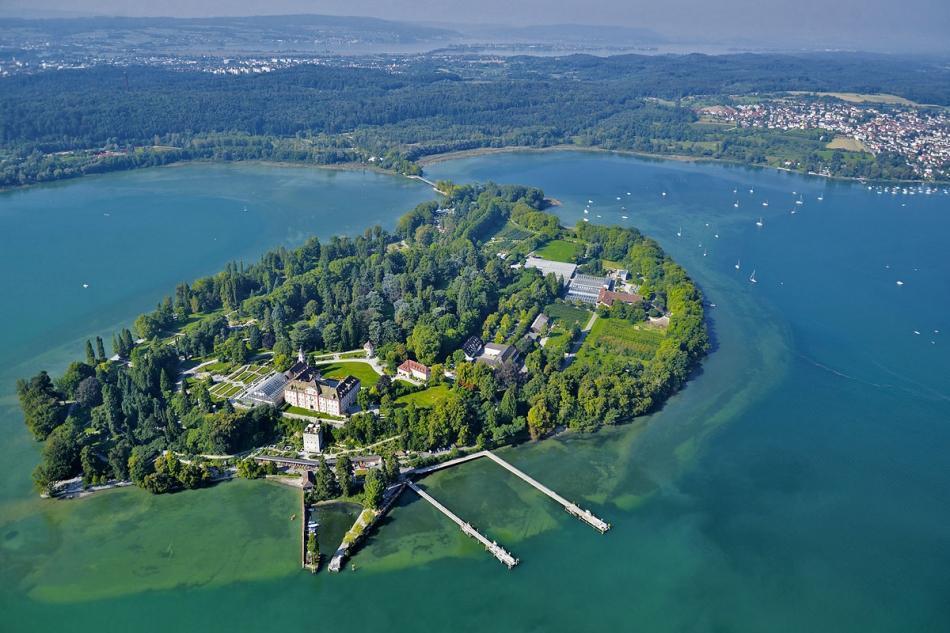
[407,481,518,569]
[482,451,611,533]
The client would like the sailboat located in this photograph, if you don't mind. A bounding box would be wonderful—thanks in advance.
[795,194,804,205]
[762,200,769,207]
[734,201,740,208]
[676,227,682,237]
[662,192,668,197]
[703,248,707,257]
[755,217,764,227]
[735,259,741,270]
[749,269,757,283]
[817,195,824,201]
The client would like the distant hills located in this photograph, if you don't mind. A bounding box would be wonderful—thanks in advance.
[0,14,672,55]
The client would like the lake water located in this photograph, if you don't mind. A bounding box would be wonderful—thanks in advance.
[1,154,948,632]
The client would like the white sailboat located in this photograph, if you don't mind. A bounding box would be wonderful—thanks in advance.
[762,200,769,207]
[734,201,740,208]
[755,217,764,227]
[817,195,824,201]
[676,227,682,237]
[795,194,804,205]
[749,269,757,283]
[735,259,741,270]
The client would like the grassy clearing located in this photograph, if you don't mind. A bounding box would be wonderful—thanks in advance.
[318,361,380,387]
[826,136,869,152]
[535,239,583,263]
[544,302,592,329]
[577,317,665,366]
[396,384,450,408]
[789,91,918,106]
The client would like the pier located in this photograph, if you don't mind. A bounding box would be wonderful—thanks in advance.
[407,481,519,569]
[481,452,611,533]
[412,450,610,534]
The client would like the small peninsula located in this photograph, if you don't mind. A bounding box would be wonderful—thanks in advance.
[17,181,708,566]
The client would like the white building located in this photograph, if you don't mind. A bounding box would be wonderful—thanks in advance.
[303,422,323,454]
[524,257,577,282]
[283,350,360,417]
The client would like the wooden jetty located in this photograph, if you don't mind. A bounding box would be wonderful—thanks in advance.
[482,452,611,534]
[407,481,519,569]
[412,450,610,534]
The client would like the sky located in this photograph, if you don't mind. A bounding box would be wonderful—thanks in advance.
[2,0,949,53]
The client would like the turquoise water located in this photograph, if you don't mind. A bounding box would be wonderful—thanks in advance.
[2,154,948,631]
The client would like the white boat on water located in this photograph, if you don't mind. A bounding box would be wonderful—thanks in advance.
[756,217,764,227]
[735,259,741,270]
[676,227,682,237]
[762,200,769,207]
[734,201,740,208]
[621,215,628,219]
[817,195,824,201]
[662,192,667,197]
[749,269,757,283]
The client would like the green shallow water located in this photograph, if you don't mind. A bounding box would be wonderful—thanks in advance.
[2,155,948,632]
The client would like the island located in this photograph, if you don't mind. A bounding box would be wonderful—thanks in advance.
[17,181,708,568]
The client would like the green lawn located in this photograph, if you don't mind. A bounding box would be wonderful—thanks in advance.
[317,361,380,387]
[535,239,583,263]
[284,405,344,420]
[576,317,665,366]
[396,384,450,408]
[544,302,592,329]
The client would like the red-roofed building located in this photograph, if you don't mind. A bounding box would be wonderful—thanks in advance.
[597,288,643,307]
[397,359,430,382]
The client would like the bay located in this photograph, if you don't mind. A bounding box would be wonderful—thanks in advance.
[1,153,948,632]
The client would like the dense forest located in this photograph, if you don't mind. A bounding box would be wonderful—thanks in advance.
[17,182,707,495]
[1,53,947,187]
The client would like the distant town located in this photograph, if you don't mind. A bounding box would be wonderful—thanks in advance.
[701,99,950,180]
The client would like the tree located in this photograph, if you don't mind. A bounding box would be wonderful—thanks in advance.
[307,531,319,563]
[75,376,102,409]
[382,451,400,484]
[500,386,518,423]
[313,455,340,500]
[335,455,353,497]
[85,340,96,366]
[363,468,385,510]
[95,336,107,362]
[410,322,442,365]
[17,371,65,440]
[35,419,81,488]
[527,400,553,440]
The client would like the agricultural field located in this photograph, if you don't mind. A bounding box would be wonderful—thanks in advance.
[396,384,450,408]
[316,361,381,387]
[534,239,583,263]
[543,302,592,329]
[576,317,665,366]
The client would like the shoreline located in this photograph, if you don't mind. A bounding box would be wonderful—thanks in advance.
[416,144,948,186]
[4,146,946,196]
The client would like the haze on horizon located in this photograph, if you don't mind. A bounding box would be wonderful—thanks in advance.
[2,0,948,54]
